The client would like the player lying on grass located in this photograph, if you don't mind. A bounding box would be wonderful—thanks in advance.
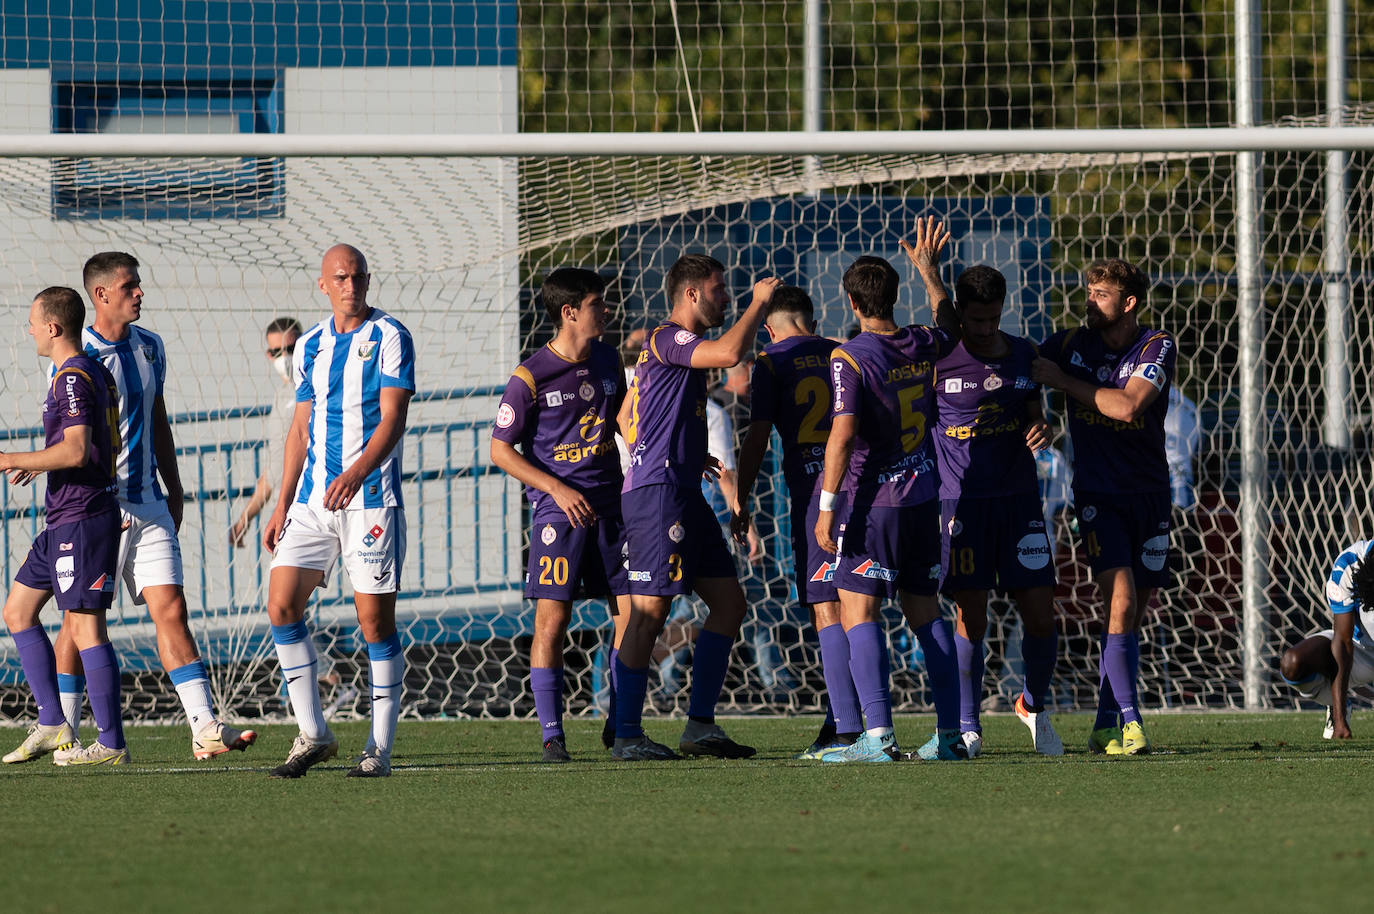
[1280,540,1374,740]
[491,268,631,762]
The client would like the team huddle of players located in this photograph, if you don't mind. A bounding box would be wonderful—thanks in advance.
[494,218,1180,763]
[12,229,1359,775]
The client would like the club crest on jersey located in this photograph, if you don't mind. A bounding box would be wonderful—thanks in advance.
[55,556,75,593]
[668,522,685,543]
[541,524,557,545]
[1096,366,1111,382]
[496,403,515,429]
[850,559,897,582]
[362,524,385,547]
[357,341,378,361]
[983,375,1003,391]
[1081,505,1097,522]
[809,560,837,583]
[140,344,157,362]
[578,381,595,401]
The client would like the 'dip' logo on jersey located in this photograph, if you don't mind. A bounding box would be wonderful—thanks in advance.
[362,524,385,547]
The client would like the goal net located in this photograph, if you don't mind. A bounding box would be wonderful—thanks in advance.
[1,0,1372,726]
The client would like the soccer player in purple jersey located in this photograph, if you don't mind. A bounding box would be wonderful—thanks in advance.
[731,285,862,758]
[491,268,631,762]
[1,287,128,766]
[1033,259,1176,756]
[929,265,1064,757]
[612,254,780,761]
[813,220,965,763]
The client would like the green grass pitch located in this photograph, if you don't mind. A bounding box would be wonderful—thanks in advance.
[4,712,1372,913]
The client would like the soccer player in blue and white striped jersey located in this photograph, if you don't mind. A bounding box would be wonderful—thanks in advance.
[264,244,415,779]
[47,252,257,763]
[1280,541,1374,740]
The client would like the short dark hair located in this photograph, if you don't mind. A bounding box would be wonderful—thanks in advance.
[665,254,725,305]
[955,266,1007,309]
[82,251,140,292]
[1351,556,1374,614]
[842,256,899,320]
[540,268,605,327]
[265,317,302,337]
[767,285,814,323]
[1085,259,1148,307]
[34,286,85,337]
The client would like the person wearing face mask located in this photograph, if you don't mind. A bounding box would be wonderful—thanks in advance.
[230,317,303,547]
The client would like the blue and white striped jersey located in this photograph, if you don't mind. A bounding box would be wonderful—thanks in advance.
[1326,540,1374,650]
[79,325,168,505]
[292,308,416,510]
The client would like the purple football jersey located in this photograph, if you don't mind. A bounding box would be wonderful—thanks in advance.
[1039,325,1176,495]
[622,322,708,491]
[751,334,836,497]
[933,335,1041,500]
[42,355,120,525]
[830,326,956,508]
[492,340,625,520]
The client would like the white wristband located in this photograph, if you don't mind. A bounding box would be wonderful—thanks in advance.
[818,489,838,512]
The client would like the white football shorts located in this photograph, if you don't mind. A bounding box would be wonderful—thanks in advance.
[117,499,185,605]
[271,503,406,595]
[1294,628,1374,704]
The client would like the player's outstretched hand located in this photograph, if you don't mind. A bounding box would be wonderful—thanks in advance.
[900,216,951,276]
[750,276,783,307]
[815,511,838,555]
[552,482,596,529]
[11,469,38,486]
[1024,419,1052,453]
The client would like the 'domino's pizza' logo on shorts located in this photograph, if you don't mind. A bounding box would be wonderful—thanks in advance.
[362,524,385,547]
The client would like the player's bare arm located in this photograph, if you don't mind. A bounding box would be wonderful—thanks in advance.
[688,277,781,369]
[0,423,93,478]
[151,395,185,531]
[490,437,596,528]
[263,401,312,553]
[1329,612,1356,738]
[814,412,857,555]
[1023,399,1051,452]
[899,216,958,336]
[1032,360,1165,423]
[322,387,412,511]
[730,419,772,544]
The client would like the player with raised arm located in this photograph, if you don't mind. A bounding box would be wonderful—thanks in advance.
[2,287,128,766]
[923,263,1063,757]
[611,254,780,761]
[1033,259,1176,756]
[45,252,255,763]
[1279,541,1374,740]
[730,285,862,758]
[263,244,415,779]
[491,268,631,762]
[813,221,965,763]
